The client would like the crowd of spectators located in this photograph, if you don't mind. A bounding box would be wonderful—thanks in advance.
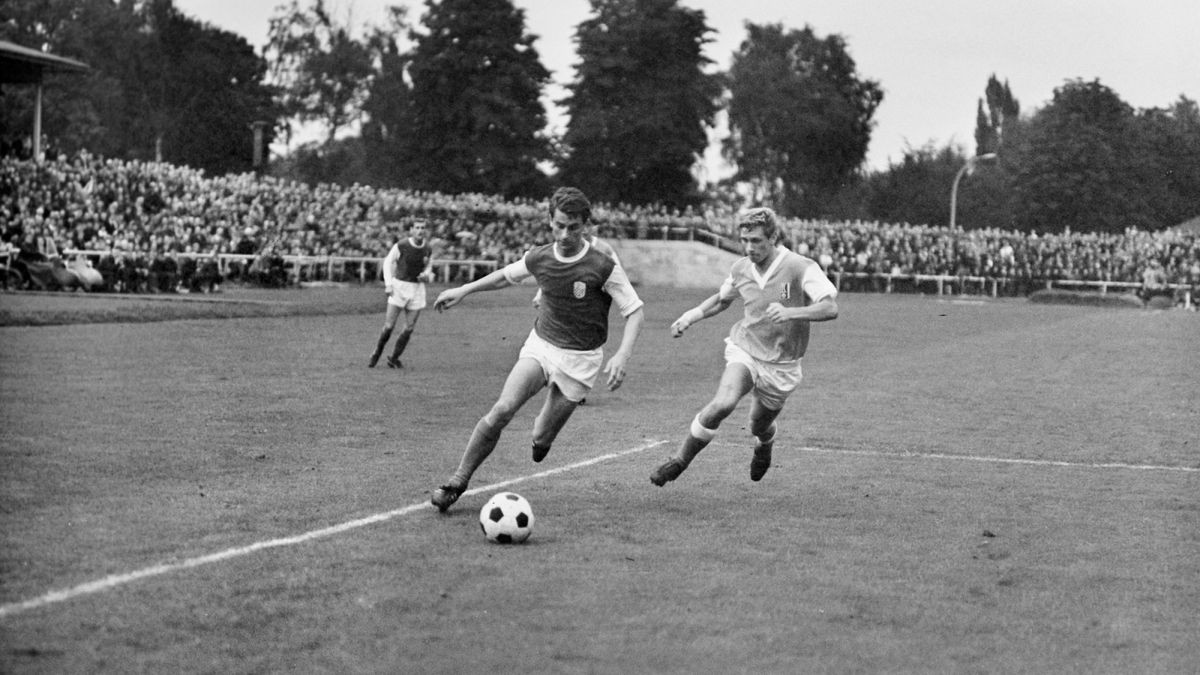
[2,152,1197,302]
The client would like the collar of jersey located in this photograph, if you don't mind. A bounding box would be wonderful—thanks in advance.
[553,240,591,263]
[749,246,787,288]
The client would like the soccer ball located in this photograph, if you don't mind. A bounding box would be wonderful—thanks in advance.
[479,492,535,544]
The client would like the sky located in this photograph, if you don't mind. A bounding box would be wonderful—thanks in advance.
[173,0,1199,173]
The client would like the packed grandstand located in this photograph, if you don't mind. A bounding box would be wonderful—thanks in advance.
[2,152,1197,304]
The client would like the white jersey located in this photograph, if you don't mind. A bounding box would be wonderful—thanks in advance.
[719,246,837,363]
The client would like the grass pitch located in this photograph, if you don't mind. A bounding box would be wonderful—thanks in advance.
[1,286,1197,673]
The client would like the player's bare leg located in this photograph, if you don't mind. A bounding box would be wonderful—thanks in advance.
[432,359,546,512]
[530,383,579,462]
[652,364,753,486]
[748,399,781,481]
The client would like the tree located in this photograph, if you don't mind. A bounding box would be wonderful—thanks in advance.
[265,0,374,148]
[723,22,882,217]
[1127,97,1200,230]
[560,0,721,208]
[398,0,552,198]
[137,0,280,173]
[864,144,965,227]
[1,0,278,174]
[1009,79,1144,233]
[359,6,414,188]
[974,74,1019,156]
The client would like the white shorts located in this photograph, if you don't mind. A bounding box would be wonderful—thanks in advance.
[518,329,603,402]
[724,339,803,411]
[387,280,426,310]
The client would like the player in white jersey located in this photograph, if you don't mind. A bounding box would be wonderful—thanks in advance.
[651,207,838,486]
[369,220,434,369]
[429,187,645,512]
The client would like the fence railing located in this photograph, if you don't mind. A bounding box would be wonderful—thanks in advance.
[829,270,1192,307]
[58,250,497,285]
[6,248,1189,308]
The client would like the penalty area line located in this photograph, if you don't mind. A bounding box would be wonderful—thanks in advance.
[0,439,670,619]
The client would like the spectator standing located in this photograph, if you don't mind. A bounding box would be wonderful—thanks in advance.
[1140,258,1169,304]
[197,252,222,293]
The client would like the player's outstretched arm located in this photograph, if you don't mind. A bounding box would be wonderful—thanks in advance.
[433,268,512,312]
[670,292,731,337]
[603,306,644,390]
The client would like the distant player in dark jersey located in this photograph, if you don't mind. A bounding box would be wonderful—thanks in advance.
[369,220,434,369]
[651,207,838,486]
[429,187,645,512]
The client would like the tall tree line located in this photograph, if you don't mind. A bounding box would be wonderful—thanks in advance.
[2,0,1195,232]
[864,78,1200,234]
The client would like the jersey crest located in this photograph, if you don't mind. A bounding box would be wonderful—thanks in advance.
[573,281,586,299]
[780,283,791,300]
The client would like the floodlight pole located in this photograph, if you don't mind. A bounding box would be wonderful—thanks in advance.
[950,153,997,229]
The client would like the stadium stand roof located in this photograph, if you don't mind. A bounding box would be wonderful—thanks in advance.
[0,40,89,83]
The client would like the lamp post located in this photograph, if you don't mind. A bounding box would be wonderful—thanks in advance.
[949,153,997,229]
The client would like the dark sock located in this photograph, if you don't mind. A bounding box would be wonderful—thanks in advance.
[391,329,412,359]
[374,328,393,355]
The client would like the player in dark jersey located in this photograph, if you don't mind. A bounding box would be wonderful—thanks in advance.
[428,187,645,512]
[369,220,434,369]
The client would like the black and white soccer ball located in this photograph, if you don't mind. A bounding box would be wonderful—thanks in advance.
[479,492,534,544]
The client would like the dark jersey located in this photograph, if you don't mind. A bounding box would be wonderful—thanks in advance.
[504,242,642,351]
[385,239,432,283]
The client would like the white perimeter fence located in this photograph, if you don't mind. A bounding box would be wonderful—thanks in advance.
[1,248,1192,307]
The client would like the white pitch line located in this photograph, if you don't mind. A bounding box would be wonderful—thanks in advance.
[796,446,1200,473]
[0,439,670,619]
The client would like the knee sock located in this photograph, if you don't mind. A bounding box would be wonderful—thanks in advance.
[755,422,777,447]
[451,418,502,486]
[373,327,393,355]
[391,328,413,359]
[678,415,718,465]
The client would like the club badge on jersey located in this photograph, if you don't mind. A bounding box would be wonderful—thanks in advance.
[573,281,586,299]
[780,283,791,300]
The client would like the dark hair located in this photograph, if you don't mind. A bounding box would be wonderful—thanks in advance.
[549,187,591,223]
